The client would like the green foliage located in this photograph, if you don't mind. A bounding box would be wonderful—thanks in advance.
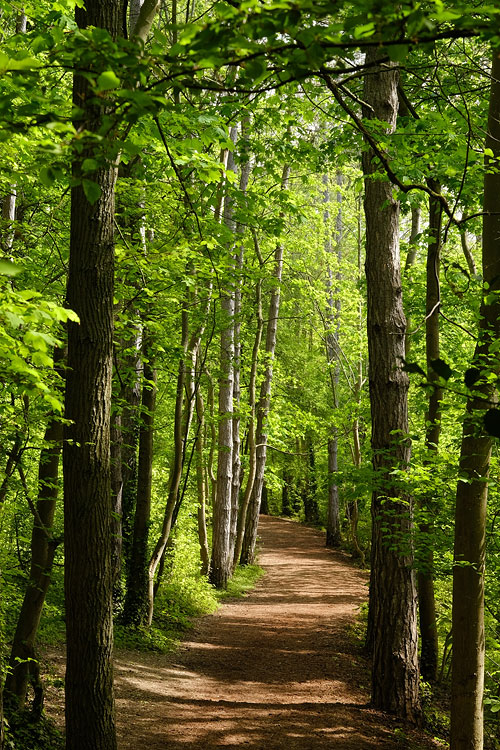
[4,710,64,750]
[215,565,265,601]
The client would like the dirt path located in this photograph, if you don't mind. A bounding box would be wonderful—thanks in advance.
[108,516,439,749]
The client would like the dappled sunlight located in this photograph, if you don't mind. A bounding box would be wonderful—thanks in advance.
[111,516,420,749]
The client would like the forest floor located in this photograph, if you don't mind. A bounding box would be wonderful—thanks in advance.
[45,516,446,749]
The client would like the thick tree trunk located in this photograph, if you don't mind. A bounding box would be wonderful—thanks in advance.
[362,49,419,722]
[240,164,290,565]
[122,352,156,626]
[63,3,122,748]
[418,181,442,684]
[450,49,500,750]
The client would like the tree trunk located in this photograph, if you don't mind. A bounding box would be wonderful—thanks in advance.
[147,313,189,625]
[418,181,442,684]
[110,411,123,592]
[210,129,238,589]
[404,205,421,357]
[63,3,122,747]
[324,172,342,548]
[5,385,63,710]
[122,351,156,626]
[240,163,290,565]
[362,48,419,722]
[450,48,500,750]
[233,274,263,568]
[230,120,252,566]
[195,375,210,576]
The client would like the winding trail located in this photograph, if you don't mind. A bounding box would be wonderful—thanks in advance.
[111,516,439,749]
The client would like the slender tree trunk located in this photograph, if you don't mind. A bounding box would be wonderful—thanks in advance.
[195,373,210,576]
[1,188,16,253]
[324,172,342,548]
[147,312,188,625]
[122,350,156,626]
[240,164,290,565]
[404,205,421,357]
[362,49,420,722]
[110,411,123,592]
[230,120,252,565]
[210,131,238,589]
[233,274,263,568]
[450,49,500,750]
[418,181,442,684]
[5,384,63,710]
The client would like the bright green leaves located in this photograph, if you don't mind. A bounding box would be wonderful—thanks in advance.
[0,260,22,277]
[0,281,79,411]
[0,52,42,73]
[82,179,102,205]
[96,70,121,91]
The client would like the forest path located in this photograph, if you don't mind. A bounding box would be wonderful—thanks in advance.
[112,516,439,749]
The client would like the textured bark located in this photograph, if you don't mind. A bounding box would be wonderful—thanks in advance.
[418,181,442,684]
[324,172,342,548]
[110,411,123,590]
[450,49,500,750]
[210,132,238,589]
[230,121,252,566]
[404,205,421,358]
[118,328,142,572]
[362,49,419,722]
[147,313,189,624]
[5,376,63,709]
[122,354,156,626]
[63,3,122,748]
[233,276,263,569]
[240,164,290,565]
[195,379,210,576]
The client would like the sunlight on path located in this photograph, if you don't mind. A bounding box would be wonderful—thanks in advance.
[113,516,433,749]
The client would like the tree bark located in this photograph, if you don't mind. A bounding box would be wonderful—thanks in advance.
[233,273,263,568]
[122,350,156,626]
[450,48,500,750]
[240,164,290,565]
[63,3,122,748]
[324,172,342,548]
[229,120,252,569]
[418,180,442,684]
[210,131,238,589]
[5,390,63,710]
[362,48,420,722]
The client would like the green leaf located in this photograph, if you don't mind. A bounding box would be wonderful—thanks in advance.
[82,179,102,205]
[40,166,56,187]
[430,358,453,381]
[464,368,481,388]
[0,259,22,276]
[484,409,500,438]
[81,158,99,173]
[402,360,426,377]
[96,70,121,91]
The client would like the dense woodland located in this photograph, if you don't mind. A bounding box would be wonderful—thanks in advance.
[1,0,500,748]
